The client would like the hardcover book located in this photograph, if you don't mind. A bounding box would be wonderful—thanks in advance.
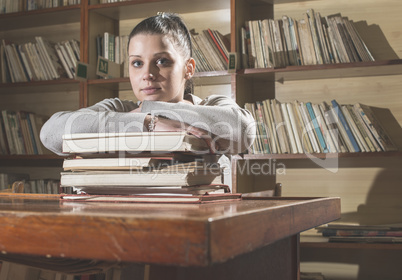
[62,131,211,154]
[60,192,241,204]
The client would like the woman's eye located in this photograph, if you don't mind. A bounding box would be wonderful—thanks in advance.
[131,60,143,67]
[156,58,170,66]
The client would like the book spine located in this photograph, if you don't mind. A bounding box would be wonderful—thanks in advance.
[306,102,328,153]
[331,100,360,152]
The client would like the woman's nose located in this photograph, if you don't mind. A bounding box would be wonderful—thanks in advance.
[143,65,157,81]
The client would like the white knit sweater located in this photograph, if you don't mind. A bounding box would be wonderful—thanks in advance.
[40,94,256,155]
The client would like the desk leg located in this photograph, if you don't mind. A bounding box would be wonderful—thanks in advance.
[146,234,300,280]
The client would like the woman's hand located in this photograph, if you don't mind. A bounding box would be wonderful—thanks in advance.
[144,115,219,152]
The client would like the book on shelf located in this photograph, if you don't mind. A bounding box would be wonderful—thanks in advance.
[0,0,81,14]
[329,236,402,243]
[190,29,230,72]
[96,33,129,77]
[0,110,48,155]
[244,99,399,155]
[316,223,402,243]
[0,173,59,194]
[0,37,80,83]
[331,100,360,152]
[298,101,320,153]
[241,9,374,69]
[306,102,329,153]
[0,172,29,190]
[353,104,398,152]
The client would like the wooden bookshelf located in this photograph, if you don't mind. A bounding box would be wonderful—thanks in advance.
[1,0,402,278]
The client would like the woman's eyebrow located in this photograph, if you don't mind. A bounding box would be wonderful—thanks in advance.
[128,52,170,58]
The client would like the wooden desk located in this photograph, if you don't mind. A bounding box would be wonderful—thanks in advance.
[0,194,340,280]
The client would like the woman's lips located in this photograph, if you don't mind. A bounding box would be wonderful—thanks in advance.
[141,87,160,94]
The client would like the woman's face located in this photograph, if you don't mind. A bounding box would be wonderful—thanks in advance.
[128,33,194,103]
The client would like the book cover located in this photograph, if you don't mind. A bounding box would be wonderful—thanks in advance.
[60,192,241,204]
[62,131,211,154]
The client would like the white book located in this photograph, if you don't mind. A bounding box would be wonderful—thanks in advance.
[313,103,337,153]
[341,105,368,152]
[286,102,303,153]
[60,168,223,188]
[281,103,298,154]
[62,131,211,154]
[299,102,320,153]
[55,43,74,79]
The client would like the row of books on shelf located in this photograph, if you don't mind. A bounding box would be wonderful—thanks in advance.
[0,173,59,193]
[316,223,402,243]
[96,32,129,77]
[190,29,230,72]
[0,0,80,14]
[242,9,374,69]
[0,263,122,280]
[0,110,48,155]
[1,37,80,83]
[245,99,398,155]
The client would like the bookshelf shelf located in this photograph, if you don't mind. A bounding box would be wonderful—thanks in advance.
[88,0,230,21]
[301,241,402,250]
[0,5,81,31]
[0,154,65,167]
[236,151,402,160]
[0,79,81,95]
[241,59,402,81]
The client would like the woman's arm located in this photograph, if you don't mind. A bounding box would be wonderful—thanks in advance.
[40,98,143,155]
[140,95,256,154]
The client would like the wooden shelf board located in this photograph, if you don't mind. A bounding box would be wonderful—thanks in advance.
[0,79,80,94]
[301,241,402,250]
[0,154,66,167]
[0,5,81,31]
[235,151,402,160]
[89,0,229,21]
[241,59,402,81]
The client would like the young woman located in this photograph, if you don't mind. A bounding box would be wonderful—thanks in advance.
[40,13,255,155]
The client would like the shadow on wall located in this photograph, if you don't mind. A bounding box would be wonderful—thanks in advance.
[340,168,402,226]
[354,21,400,60]
[301,168,402,280]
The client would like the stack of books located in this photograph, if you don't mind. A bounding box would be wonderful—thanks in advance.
[60,131,241,203]
[245,99,398,154]
[242,9,374,69]
[316,223,402,243]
